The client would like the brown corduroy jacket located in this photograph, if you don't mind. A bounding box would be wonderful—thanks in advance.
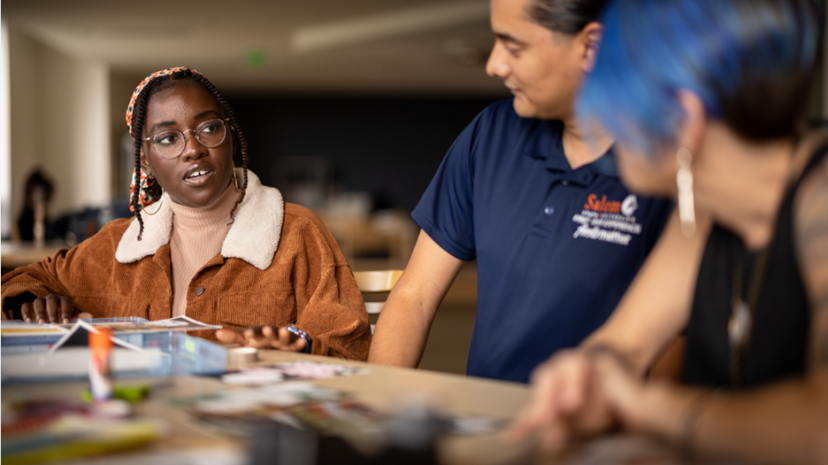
[1,171,372,360]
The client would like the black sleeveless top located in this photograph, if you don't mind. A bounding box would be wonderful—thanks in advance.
[683,143,828,389]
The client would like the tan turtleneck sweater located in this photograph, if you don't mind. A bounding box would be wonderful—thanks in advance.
[169,183,240,317]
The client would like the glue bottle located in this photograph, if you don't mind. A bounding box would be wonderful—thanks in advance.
[89,328,113,402]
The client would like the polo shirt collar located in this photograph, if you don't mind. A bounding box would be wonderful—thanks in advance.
[523,119,620,186]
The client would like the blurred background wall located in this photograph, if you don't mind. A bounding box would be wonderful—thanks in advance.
[6,21,111,227]
[1,0,512,238]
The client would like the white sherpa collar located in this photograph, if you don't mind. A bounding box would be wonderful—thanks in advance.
[115,169,284,270]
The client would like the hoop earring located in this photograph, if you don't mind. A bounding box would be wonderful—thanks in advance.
[676,147,696,237]
[142,189,164,216]
[232,167,239,190]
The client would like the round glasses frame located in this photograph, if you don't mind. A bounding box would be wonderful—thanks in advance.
[142,118,231,159]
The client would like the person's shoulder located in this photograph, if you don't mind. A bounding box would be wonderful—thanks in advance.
[283,203,330,235]
[792,132,828,295]
[483,99,516,115]
[477,99,525,126]
[284,202,318,222]
[791,131,828,249]
[796,137,828,206]
[281,203,345,261]
[462,99,546,151]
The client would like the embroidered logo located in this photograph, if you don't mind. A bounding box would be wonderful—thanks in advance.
[572,194,642,246]
[621,194,638,216]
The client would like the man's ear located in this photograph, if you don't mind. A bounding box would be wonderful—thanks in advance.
[675,90,707,156]
[580,22,603,73]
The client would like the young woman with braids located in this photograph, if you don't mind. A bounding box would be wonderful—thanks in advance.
[1,68,372,359]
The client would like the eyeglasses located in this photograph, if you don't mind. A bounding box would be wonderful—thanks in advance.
[142,118,230,159]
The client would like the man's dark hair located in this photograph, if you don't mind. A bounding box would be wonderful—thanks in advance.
[528,0,609,34]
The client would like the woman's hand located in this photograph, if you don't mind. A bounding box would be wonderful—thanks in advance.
[216,325,308,352]
[509,349,615,450]
[510,347,691,453]
[592,352,695,442]
[20,294,92,324]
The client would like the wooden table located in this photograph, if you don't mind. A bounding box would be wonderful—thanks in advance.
[2,351,701,465]
[3,350,534,465]
[1,241,65,273]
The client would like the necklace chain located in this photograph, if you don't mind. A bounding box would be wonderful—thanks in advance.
[729,244,771,388]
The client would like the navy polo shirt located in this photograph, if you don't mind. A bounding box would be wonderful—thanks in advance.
[412,100,672,383]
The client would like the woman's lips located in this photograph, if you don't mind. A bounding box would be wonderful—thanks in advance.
[183,169,215,186]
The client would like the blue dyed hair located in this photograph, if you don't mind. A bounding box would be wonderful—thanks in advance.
[578,0,824,157]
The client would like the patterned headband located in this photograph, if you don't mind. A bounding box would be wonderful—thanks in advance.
[125,67,210,139]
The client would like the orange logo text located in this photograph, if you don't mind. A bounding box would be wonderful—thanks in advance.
[584,194,621,214]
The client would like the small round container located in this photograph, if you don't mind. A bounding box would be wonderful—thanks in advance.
[228,347,259,367]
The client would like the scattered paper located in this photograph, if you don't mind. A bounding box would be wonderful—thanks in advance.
[271,361,369,380]
[222,368,284,386]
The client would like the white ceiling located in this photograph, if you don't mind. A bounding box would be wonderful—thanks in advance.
[3,0,510,95]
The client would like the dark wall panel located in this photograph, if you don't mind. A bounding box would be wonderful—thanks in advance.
[227,94,505,212]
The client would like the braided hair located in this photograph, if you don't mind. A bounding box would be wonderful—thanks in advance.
[129,68,249,240]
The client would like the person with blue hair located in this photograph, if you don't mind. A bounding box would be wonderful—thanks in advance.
[511,0,828,462]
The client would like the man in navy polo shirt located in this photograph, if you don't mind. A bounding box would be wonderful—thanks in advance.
[368,0,672,383]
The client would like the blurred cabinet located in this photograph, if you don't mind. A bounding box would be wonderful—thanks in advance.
[317,210,417,270]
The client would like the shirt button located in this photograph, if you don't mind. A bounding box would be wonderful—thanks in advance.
[561,180,569,186]
[544,206,555,215]
[195,286,205,296]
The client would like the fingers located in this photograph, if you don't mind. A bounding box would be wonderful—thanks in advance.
[559,354,591,414]
[509,353,575,443]
[509,367,555,440]
[21,295,70,324]
[21,302,33,323]
[225,326,307,352]
[232,325,282,349]
[291,337,308,352]
[17,296,85,324]
[276,326,295,346]
[32,298,46,324]
[45,294,61,323]
[241,326,275,348]
[591,354,643,428]
[508,350,600,451]
[59,296,74,324]
[216,329,246,345]
[259,326,295,349]
[539,422,570,451]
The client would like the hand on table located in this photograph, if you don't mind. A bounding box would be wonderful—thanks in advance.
[216,325,308,352]
[590,351,682,438]
[509,348,616,450]
[20,294,92,324]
